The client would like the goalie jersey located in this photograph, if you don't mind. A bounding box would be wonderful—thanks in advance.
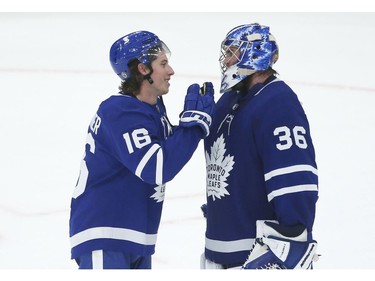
[203,76,319,265]
[69,93,203,260]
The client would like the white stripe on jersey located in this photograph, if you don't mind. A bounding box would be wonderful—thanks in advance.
[205,237,255,253]
[155,149,163,185]
[264,164,318,181]
[135,144,161,181]
[70,227,157,248]
[267,184,318,201]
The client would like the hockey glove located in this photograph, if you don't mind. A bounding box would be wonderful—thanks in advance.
[242,220,319,269]
[179,82,215,137]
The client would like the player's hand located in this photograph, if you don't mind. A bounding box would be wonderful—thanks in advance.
[179,82,215,137]
[182,82,215,115]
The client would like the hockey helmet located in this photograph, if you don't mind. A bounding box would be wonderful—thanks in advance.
[110,31,171,80]
[219,23,279,93]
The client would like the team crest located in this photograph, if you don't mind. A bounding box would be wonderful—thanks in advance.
[205,134,235,201]
[151,184,165,203]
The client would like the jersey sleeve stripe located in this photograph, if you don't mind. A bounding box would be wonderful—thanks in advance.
[155,149,163,185]
[70,226,158,248]
[267,184,318,202]
[135,143,161,180]
[264,164,318,181]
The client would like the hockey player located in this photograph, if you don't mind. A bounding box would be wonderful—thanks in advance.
[201,23,319,269]
[69,30,215,269]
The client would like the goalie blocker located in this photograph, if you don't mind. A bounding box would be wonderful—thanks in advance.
[242,220,319,269]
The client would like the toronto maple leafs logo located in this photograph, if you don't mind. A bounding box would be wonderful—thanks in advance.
[205,134,235,201]
[150,184,165,203]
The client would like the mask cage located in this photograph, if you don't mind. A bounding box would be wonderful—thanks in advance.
[219,39,249,75]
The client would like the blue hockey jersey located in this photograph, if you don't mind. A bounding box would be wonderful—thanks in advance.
[69,93,203,259]
[203,76,319,265]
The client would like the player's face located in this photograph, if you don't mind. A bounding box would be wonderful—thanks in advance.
[223,46,241,68]
[150,50,175,96]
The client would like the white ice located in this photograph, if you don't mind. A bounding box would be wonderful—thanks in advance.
[0,13,375,274]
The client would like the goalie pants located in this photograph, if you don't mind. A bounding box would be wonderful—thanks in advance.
[200,253,242,269]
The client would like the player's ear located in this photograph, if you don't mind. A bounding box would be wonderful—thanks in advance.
[138,63,151,75]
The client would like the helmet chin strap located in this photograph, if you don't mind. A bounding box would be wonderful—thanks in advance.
[144,74,153,84]
[143,67,154,84]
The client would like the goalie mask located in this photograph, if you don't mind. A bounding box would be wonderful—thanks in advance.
[110,31,171,81]
[219,23,279,93]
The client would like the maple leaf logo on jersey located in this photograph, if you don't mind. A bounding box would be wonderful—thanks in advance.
[150,184,165,203]
[205,134,235,201]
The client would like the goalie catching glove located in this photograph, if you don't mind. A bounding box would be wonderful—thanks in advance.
[179,82,215,137]
[242,220,319,269]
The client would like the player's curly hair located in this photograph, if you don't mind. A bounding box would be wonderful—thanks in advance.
[118,60,147,94]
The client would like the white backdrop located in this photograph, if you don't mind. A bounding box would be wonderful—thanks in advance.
[0,13,375,273]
